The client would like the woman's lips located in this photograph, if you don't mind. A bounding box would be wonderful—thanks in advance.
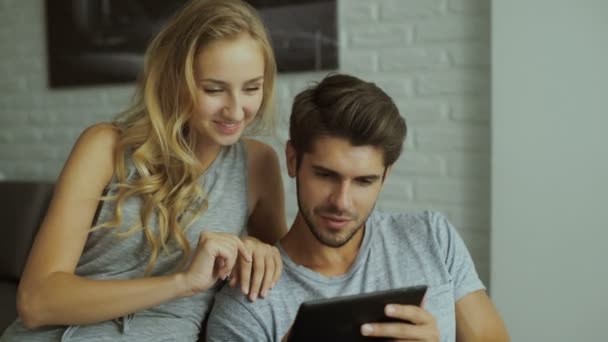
[214,121,241,135]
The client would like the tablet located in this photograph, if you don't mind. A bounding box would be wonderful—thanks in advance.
[288,285,428,342]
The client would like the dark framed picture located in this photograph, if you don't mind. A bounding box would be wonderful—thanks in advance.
[45,0,337,88]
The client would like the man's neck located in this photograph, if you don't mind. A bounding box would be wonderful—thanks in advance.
[280,215,365,277]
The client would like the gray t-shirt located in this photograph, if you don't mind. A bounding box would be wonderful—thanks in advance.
[206,210,485,342]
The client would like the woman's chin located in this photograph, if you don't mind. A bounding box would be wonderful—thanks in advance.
[194,125,246,147]
[212,133,242,146]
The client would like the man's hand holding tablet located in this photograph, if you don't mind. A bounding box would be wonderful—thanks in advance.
[285,285,438,342]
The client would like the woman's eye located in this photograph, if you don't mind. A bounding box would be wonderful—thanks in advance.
[204,88,223,94]
[244,86,261,92]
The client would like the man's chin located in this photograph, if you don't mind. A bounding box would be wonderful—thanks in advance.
[314,228,358,248]
[318,238,350,248]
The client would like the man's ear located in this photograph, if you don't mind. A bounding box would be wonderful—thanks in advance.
[285,140,297,178]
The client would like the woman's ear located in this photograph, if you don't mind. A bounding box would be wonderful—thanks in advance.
[285,141,297,178]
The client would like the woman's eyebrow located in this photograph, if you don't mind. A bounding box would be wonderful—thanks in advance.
[198,76,264,84]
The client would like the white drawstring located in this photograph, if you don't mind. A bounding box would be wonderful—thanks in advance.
[114,313,135,334]
[60,313,135,341]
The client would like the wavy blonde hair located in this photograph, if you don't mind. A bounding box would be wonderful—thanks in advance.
[96,0,277,275]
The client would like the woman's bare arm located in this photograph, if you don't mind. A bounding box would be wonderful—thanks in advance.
[16,123,241,328]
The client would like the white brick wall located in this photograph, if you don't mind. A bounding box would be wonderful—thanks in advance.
[0,0,491,284]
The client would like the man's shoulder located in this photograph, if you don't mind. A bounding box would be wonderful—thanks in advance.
[372,209,450,237]
[370,209,460,258]
[214,284,269,311]
[213,276,294,315]
[209,284,275,333]
[209,272,313,341]
[208,284,279,341]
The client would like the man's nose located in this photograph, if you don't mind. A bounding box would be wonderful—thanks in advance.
[328,182,351,212]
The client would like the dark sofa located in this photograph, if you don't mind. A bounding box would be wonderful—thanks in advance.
[0,181,55,333]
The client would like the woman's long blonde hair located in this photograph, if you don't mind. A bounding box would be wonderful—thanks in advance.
[97,0,277,274]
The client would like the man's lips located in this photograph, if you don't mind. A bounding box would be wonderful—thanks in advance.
[319,215,352,229]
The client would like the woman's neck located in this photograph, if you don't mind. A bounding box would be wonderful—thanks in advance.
[194,140,222,173]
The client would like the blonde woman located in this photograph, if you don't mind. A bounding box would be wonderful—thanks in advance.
[0,0,286,340]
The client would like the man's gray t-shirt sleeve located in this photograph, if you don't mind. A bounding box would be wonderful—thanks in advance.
[206,291,272,342]
[430,211,485,301]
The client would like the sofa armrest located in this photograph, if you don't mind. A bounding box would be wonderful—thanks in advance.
[0,181,54,280]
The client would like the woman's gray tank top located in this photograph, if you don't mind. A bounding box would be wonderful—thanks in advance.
[1,140,249,342]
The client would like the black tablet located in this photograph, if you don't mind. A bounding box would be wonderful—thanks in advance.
[288,285,428,342]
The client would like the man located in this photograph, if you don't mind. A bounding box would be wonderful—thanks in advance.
[206,74,509,341]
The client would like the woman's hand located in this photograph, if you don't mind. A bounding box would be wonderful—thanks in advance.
[180,232,252,297]
[229,236,282,301]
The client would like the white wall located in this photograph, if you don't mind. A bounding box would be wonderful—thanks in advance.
[491,1,608,340]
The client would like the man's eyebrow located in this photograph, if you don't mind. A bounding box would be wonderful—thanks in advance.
[311,165,339,175]
[311,165,381,180]
[198,76,264,84]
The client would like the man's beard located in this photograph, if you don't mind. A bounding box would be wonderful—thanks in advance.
[295,179,375,248]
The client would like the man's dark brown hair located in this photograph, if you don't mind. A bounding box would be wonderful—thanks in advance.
[289,73,407,169]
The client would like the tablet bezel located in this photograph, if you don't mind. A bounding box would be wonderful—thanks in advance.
[289,285,428,342]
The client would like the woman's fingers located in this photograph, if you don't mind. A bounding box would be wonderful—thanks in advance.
[271,247,282,288]
[228,270,238,288]
[247,251,266,301]
[259,254,275,298]
[237,254,252,296]
[233,237,284,301]
[185,232,249,293]
[236,238,252,263]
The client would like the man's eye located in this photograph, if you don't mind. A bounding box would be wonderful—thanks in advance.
[357,179,374,186]
[244,86,261,92]
[315,172,331,178]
